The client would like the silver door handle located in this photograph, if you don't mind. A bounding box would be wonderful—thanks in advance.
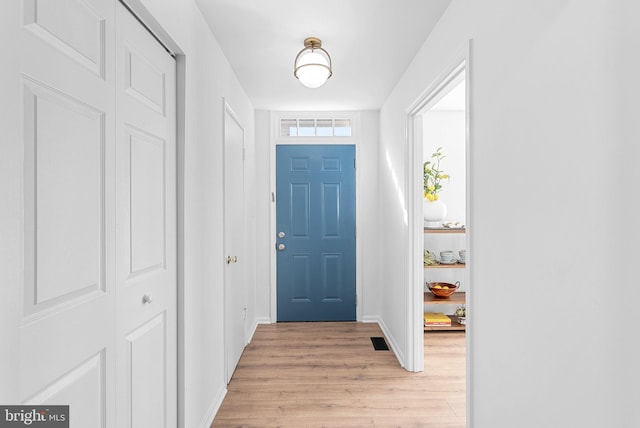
[142,294,153,304]
[277,244,285,251]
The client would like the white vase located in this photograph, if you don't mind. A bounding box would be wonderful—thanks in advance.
[423,198,447,227]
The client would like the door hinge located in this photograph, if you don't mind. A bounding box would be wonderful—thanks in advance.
[271,192,275,202]
[355,294,358,306]
[354,158,356,169]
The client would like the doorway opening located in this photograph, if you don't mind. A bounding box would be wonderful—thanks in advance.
[420,72,467,336]
[269,112,362,324]
[406,44,471,382]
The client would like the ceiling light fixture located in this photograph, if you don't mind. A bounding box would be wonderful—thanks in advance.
[293,37,332,89]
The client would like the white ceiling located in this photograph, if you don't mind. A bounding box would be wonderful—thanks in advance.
[194,0,452,111]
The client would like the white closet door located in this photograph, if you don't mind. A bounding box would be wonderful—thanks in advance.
[18,1,177,427]
[223,104,247,383]
[114,3,177,428]
[19,0,116,426]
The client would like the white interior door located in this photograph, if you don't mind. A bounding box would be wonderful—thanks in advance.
[114,3,177,428]
[17,2,177,426]
[18,0,116,425]
[223,103,247,383]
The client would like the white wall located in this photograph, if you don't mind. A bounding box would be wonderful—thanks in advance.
[379,0,639,426]
[0,0,22,404]
[253,110,272,323]
[358,111,382,320]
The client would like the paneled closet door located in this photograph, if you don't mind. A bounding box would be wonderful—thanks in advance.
[19,0,116,426]
[114,3,177,428]
[18,1,177,427]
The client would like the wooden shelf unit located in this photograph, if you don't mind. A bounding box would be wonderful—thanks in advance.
[424,227,465,234]
[423,226,466,332]
[424,291,465,305]
[424,262,465,269]
[424,293,466,331]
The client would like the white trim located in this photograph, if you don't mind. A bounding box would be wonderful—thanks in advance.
[269,111,362,323]
[278,117,354,139]
[405,40,472,377]
[363,318,405,369]
[465,41,474,428]
[195,385,227,428]
[247,317,271,344]
[275,111,359,145]
[269,111,277,322]
[118,0,182,56]
[175,54,187,428]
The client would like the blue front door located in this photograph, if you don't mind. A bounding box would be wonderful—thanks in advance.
[276,145,356,321]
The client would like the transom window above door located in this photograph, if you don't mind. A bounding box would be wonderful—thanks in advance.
[280,118,352,137]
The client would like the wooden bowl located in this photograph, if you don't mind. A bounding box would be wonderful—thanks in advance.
[428,282,459,298]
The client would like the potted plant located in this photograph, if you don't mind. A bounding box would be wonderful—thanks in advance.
[423,146,450,225]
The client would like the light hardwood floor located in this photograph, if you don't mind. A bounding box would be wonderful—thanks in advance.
[211,322,465,428]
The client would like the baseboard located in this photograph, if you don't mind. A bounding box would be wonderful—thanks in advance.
[247,317,271,344]
[201,317,270,427]
[367,316,406,369]
[196,385,227,428]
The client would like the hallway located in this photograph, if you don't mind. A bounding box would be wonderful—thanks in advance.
[3,2,636,427]
[212,323,465,427]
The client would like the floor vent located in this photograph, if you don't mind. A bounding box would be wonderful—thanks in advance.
[370,337,389,351]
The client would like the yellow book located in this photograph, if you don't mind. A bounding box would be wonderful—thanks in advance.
[424,312,451,326]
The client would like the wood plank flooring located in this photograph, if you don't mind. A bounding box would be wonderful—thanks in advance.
[211,322,466,428]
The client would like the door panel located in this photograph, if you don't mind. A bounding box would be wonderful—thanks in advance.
[291,255,311,301]
[24,351,105,427]
[23,0,106,77]
[22,78,106,316]
[290,183,310,236]
[18,0,115,425]
[276,145,356,321]
[115,3,176,427]
[125,314,166,428]
[128,128,166,276]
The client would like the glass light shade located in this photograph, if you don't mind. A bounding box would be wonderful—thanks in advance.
[295,51,331,88]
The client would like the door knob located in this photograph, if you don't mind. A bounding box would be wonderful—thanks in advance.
[278,231,286,238]
[142,294,153,304]
[277,244,285,251]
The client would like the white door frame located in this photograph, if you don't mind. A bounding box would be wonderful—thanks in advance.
[405,40,472,376]
[269,112,362,323]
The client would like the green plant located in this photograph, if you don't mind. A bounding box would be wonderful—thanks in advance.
[423,147,450,201]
